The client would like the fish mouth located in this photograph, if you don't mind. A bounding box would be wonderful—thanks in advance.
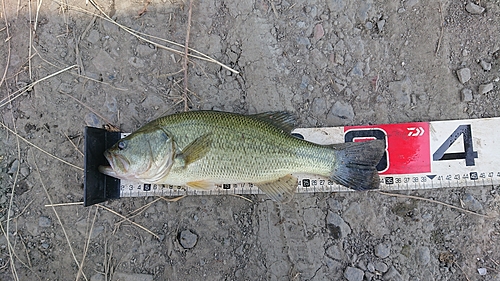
[99,151,131,179]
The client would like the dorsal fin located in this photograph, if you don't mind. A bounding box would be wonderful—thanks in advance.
[250,111,296,133]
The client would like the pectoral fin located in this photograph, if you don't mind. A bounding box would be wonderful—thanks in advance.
[256,175,298,202]
[177,133,212,167]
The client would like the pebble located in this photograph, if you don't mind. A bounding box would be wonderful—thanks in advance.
[462,193,483,212]
[480,60,492,71]
[112,272,153,281]
[479,83,493,94]
[374,243,391,258]
[326,244,345,260]
[465,2,485,14]
[136,44,156,57]
[461,88,473,102]
[313,24,325,41]
[344,266,364,281]
[388,78,412,105]
[383,266,402,281]
[327,101,355,123]
[377,20,386,31]
[38,216,52,228]
[416,246,431,265]
[128,57,146,68]
[7,159,19,175]
[332,78,347,93]
[296,37,311,46]
[90,273,105,281]
[85,112,101,127]
[87,30,100,44]
[179,229,198,249]
[311,97,328,116]
[456,68,471,84]
[326,211,351,238]
[92,49,115,72]
[373,261,389,273]
[478,267,487,275]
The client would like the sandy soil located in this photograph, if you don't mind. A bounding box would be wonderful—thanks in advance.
[1,0,500,280]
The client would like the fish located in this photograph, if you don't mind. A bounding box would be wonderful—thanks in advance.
[99,111,385,202]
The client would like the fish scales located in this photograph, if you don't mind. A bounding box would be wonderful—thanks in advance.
[151,111,334,185]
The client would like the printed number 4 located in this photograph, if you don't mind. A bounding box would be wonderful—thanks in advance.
[432,124,478,166]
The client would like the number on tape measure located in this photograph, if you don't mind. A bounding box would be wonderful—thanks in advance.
[432,124,478,166]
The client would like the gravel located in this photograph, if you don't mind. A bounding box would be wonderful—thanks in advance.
[465,2,485,14]
[38,216,52,228]
[479,83,494,94]
[374,243,391,258]
[456,68,471,84]
[480,60,492,71]
[461,88,473,101]
[178,229,198,249]
[344,266,364,281]
[416,246,431,265]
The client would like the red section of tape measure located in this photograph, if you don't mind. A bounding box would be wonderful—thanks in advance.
[345,122,431,175]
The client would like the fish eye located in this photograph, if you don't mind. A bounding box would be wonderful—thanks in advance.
[117,140,127,150]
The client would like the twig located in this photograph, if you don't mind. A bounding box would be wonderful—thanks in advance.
[76,207,98,281]
[0,120,83,171]
[61,92,113,125]
[0,64,78,109]
[1,2,19,279]
[183,0,194,111]
[97,204,160,239]
[32,156,88,281]
[80,0,238,74]
[45,202,84,207]
[62,132,84,157]
[377,191,495,218]
[435,2,444,56]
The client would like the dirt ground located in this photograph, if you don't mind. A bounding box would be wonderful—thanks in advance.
[1,0,500,280]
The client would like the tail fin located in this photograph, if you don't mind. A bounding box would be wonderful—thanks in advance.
[330,140,385,191]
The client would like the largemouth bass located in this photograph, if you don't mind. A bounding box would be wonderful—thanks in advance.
[99,111,385,202]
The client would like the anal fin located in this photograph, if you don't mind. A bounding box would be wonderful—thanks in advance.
[256,175,298,202]
[186,180,214,190]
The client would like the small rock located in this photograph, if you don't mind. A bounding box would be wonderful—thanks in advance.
[178,229,198,249]
[311,97,328,116]
[57,82,73,94]
[344,266,364,281]
[296,37,311,46]
[7,159,19,175]
[313,24,325,41]
[479,83,493,94]
[90,273,105,281]
[128,57,145,68]
[85,113,101,127]
[373,261,388,273]
[383,266,402,281]
[377,19,386,31]
[465,2,485,14]
[456,68,471,84]
[38,216,52,228]
[105,94,118,113]
[112,272,153,281]
[136,44,156,57]
[365,22,373,29]
[416,246,431,265]
[480,60,492,71]
[478,267,487,275]
[388,78,412,105]
[327,101,355,124]
[92,49,115,72]
[367,262,375,272]
[462,193,483,212]
[87,30,100,44]
[332,78,347,93]
[374,243,391,258]
[326,244,345,260]
[461,88,473,102]
[326,211,351,239]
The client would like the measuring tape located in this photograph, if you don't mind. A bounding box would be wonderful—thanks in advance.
[83,117,500,206]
